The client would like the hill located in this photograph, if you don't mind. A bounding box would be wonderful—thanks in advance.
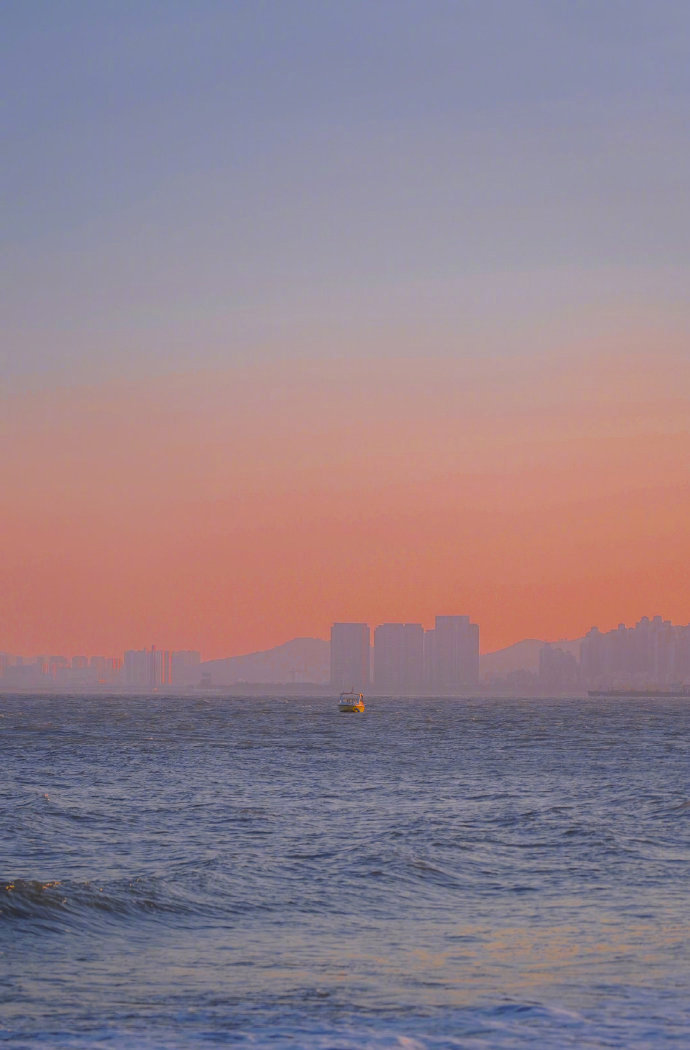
[199,635,582,687]
[480,637,581,679]
[201,637,329,685]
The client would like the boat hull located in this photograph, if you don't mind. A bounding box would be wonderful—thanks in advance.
[337,690,365,713]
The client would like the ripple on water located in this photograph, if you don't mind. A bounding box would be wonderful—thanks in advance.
[1,694,689,1049]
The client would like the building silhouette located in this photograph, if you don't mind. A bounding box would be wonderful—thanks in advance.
[373,623,424,695]
[581,616,690,689]
[330,623,370,691]
[170,650,201,686]
[124,647,201,689]
[426,614,480,694]
[538,643,580,694]
[124,648,150,688]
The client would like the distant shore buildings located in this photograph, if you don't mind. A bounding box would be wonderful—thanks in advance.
[0,647,201,691]
[330,622,371,692]
[2,615,690,695]
[331,614,480,695]
[373,623,424,695]
[123,648,201,689]
[580,616,690,691]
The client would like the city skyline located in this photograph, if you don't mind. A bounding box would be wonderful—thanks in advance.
[3,611,689,696]
[3,606,684,663]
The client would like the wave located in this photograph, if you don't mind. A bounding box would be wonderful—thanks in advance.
[0,876,192,926]
[3,1002,684,1050]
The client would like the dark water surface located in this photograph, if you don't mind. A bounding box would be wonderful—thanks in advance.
[1,694,688,1048]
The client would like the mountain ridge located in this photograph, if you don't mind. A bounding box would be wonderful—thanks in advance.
[200,635,583,685]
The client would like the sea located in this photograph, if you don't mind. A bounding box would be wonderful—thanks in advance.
[1,694,688,1049]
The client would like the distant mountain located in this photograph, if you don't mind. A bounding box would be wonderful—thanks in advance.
[201,637,329,685]
[199,634,582,688]
[480,638,581,679]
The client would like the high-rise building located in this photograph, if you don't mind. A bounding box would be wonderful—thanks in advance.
[124,647,201,689]
[373,623,424,695]
[580,615,688,689]
[330,623,370,691]
[538,644,580,694]
[423,628,435,691]
[428,614,480,694]
[124,648,150,688]
[170,650,201,686]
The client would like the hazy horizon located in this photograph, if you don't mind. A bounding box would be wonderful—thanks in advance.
[0,628,580,665]
[0,612,678,665]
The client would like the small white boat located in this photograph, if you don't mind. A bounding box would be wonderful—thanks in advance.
[338,690,365,713]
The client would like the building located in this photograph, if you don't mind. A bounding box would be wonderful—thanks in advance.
[427,614,479,694]
[124,647,201,689]
[170,650,201,686]
[330,623,370,692]
[580,616,690,690]
[124,648,152,689]
[373,623,424,695]
[538,644,580,695]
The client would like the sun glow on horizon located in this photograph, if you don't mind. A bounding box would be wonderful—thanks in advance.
[2,336,688,659]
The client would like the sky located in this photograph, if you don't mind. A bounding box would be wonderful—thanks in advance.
[2,0,689,658]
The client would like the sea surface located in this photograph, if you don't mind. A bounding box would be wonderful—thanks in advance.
[1,694,688,1049]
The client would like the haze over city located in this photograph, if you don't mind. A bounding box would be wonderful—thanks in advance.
[3,1,689,660]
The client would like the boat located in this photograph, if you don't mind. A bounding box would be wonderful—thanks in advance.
[338,690,365,713]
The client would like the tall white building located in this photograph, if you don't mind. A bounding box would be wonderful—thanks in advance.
[124,647,201,689]
[330,623,370,691]
[373,623,424,695]
[428,614,480,694]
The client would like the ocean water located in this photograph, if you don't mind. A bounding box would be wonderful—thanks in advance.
[1,694,688,1049]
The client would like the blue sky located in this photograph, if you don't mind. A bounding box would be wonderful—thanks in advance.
[3,0,690,384]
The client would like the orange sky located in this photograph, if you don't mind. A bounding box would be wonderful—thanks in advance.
[3,334,688,658]
[5,2,690,662]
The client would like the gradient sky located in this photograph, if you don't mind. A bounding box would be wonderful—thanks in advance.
[2,1,689,658]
